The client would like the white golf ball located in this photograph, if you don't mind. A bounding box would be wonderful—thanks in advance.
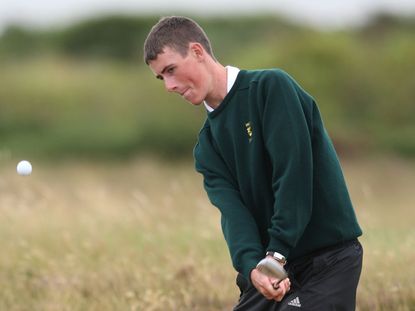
[17,160,32,176]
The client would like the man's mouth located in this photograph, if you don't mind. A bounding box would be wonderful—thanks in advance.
[180,88,190,97]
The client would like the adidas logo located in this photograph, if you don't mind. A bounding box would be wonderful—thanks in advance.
[288,296,301,308]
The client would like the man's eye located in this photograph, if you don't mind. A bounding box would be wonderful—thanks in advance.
[167,67,175,74]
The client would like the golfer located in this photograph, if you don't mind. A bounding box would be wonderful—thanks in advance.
[144,16,363,310]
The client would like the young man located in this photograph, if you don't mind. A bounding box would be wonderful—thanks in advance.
[144,16,363,310]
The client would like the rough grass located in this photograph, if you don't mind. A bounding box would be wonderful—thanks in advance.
[0,156,414,310]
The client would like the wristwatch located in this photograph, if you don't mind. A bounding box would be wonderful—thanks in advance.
[266,251,287,265]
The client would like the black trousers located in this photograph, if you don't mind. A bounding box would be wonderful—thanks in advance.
[233,239,363,311]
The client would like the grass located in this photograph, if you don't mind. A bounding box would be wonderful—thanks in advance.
[343,157,415,310]
[0,155,414,310]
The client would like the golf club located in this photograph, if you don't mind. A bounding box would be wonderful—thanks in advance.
[256,257,288,289]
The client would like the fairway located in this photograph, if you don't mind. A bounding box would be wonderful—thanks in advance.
[0,156,414,310]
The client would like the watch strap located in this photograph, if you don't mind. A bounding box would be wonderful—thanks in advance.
[266,251,287,265]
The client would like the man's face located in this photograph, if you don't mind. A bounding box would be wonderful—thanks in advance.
[148,45,208,106]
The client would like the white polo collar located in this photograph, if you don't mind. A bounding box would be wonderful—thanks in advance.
[204,65,240,112]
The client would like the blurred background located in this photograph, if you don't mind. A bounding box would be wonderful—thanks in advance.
[0,0,414,160]
[0,1,414,310]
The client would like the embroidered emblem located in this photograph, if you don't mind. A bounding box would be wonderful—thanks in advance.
[245,121,253,142]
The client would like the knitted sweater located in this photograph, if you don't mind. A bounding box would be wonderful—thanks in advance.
[194,69,362,280]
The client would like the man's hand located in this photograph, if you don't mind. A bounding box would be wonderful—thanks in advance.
[250,267,291,301]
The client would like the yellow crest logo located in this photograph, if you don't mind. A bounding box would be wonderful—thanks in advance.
[245,121,253,142]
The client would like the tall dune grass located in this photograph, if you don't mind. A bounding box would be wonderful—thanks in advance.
[0,156,414,310]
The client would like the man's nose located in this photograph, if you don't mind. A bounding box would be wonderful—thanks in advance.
[164,78,177,92]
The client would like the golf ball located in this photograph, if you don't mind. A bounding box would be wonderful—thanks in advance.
[17,160,32,176]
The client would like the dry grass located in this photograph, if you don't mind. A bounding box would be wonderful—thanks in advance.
[343,157,415,311]
[0,156,414,310]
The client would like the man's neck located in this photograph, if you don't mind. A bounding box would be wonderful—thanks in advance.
[204,62,227,110]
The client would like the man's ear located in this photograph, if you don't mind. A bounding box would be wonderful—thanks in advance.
[189,42,205,60]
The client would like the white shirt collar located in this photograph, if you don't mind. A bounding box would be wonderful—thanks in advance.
[204,65,240,112]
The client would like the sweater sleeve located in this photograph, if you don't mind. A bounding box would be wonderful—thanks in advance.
[261,70,315,258]
[194,130,264,281]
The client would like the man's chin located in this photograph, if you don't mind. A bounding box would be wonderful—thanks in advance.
[185,98,203,106]
[180,92,204,106]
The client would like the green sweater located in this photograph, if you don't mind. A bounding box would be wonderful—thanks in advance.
[194,69,362,281]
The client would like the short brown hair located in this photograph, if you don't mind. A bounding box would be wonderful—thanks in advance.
[143,16,215,64]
